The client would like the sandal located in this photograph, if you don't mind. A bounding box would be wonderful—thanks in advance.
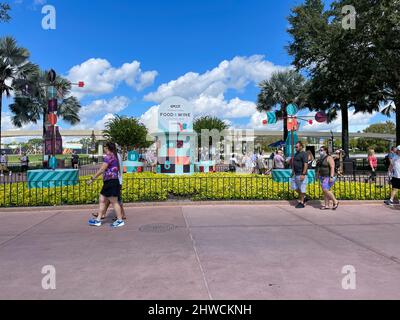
[332,202,340,210]
[320,206,330,210]
[92,213,106,220]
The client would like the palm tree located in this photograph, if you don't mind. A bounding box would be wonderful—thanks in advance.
[0,36,38,150]
[0,3,11,23]
[9,69,81,140]
[257,70,308,141]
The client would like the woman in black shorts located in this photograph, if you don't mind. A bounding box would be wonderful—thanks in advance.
[87,142,125,228]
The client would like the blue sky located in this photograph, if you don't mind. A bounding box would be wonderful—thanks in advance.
[0,0,388,139]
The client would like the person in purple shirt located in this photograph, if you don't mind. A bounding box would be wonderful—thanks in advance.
[87,142,125,228]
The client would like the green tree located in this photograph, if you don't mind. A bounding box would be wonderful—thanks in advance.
[349,138,359,153]
[193,116,229,143]
[79,138,92,154]
[256,70,308,141]
[9,69,81,140]
[0,3,10,22]
[103,115,151,159]
[193,116,229,160]
[0,36,38,151]
[357,121,395,153]
[347,0,400,144]
[287,0,384,158]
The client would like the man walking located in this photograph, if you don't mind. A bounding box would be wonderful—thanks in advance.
[291,141,309,208]
[384,146,400,206]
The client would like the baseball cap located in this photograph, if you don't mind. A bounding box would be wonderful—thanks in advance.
[396,146,400,151]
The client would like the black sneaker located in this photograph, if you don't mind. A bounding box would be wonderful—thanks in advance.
[304,196,310,204]
[384,199,394,206]
[295,203,305,209]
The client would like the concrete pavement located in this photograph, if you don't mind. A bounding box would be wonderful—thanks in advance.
[0,202,400,299]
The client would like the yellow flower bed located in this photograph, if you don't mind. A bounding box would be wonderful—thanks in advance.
[0,172,390,207]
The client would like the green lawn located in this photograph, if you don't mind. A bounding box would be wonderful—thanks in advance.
[7,154,92,164]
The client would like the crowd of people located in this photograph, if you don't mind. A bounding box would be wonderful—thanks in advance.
[0,151,30,176]
[229,149,291,174]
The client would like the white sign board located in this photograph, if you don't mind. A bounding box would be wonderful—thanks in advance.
[158,96,193,133]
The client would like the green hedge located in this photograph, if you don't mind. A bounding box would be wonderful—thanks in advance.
[0,172,391,207]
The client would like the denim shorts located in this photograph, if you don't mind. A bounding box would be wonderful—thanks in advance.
[319,176,336,191]
[291,175,308,193]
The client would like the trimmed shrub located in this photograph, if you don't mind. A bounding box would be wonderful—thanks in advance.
[0,172,391,207]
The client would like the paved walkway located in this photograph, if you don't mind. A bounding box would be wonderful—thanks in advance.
[0,202,400,300]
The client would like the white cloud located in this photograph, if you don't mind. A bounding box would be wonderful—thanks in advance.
[192,94,257,119]
[94,113,116,130]
[1,112,40,132]
[67,58,158,99]
[1,112,41,144]
[144,55,287,103]
[222,119,233,128]
[139,96,257,134]
[140,105,159,133]
[71,96,130,130]
[300,110,378,132]
[140,55,287,123]
[248,111,283,131]
[79,96,130,119]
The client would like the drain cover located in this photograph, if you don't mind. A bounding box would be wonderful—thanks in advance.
[139,223,177,233]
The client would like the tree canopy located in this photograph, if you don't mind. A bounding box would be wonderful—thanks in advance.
[103,115,151,159]
[287,0,399,156]
[257,70,308,140]
[357,121,395,153]
[0,36,38,150]
[0,3,11,22]
[9,69,81,138]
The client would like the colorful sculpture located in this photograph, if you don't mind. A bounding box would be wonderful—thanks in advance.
[262,104,327,183]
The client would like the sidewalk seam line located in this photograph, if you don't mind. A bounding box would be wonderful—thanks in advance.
[0,211,63,250]
[182,207,213,301]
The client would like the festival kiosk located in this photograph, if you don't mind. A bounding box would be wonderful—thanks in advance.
[123,151,144,173]
[154,97,196,175]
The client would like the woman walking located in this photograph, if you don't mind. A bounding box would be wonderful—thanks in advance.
[367,149,378,182]
[317,146,339,210]
[87,142,125,228]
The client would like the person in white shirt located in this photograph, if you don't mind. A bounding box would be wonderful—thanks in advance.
[0,151,8,176]
[385,146,400,206]
[229,154,239,172]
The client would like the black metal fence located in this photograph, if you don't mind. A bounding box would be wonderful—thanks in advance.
[0,174,391,208]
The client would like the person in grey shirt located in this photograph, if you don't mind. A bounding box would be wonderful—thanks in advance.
[291,142,309,208]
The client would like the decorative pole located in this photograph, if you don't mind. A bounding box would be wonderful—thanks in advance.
[45,69,84,170]
[46,69,58,169]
